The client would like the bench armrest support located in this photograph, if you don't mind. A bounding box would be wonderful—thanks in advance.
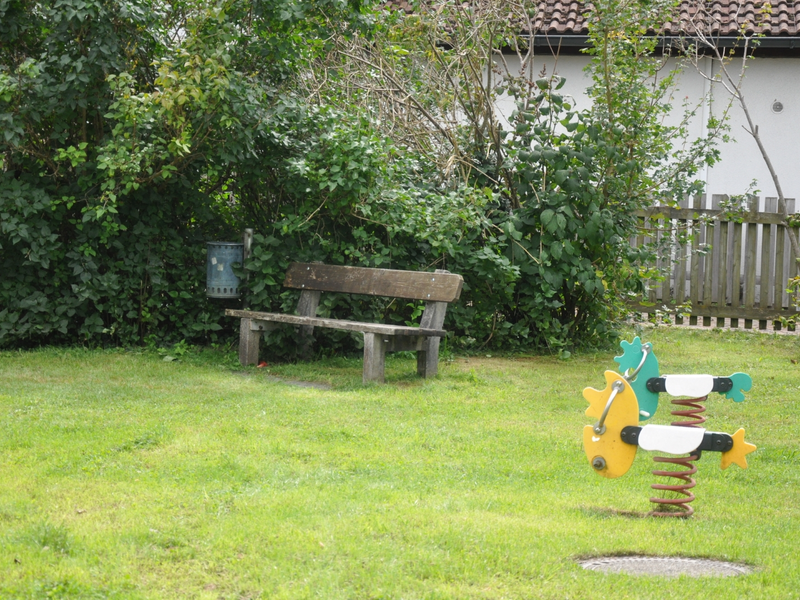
[297,289,321,359]
[417,295,449,378]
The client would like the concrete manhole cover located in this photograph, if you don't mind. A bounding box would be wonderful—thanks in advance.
[578,556,752,577]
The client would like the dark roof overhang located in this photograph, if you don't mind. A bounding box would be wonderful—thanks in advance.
[526,33,800,55]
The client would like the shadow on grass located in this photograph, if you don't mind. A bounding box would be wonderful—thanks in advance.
[578,505,651,519]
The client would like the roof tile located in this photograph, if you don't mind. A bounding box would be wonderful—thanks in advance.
[384,1,800,37]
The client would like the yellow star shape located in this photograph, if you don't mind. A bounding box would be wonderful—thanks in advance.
[720,428,757,470]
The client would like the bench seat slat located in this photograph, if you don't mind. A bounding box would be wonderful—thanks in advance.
[225,309,447,337]
[284,263,463,303]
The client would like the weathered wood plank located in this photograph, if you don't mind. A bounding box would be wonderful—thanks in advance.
[296,289,321,360]
[719,220,729,307]
[660,224,671,305]
[690,215,701,307]
[630,196,800,328]
[646,221,657,304]
[363,332,387,383]
[775,225,786,309]
[794,225,800,309]
[637,206,786,225]
[417,300,448,378]
[628,303,797,320]
[702,221,714,306]
[731,222,743,309]
[238,317,261,366]
[675,224,687,305]
[744,222,758,308]
[226,309,447,337]
[284,263,463,302]
[710,195,726,306]
[760,222,772,308]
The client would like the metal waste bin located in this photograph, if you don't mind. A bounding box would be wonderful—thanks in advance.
[206,242,244,298]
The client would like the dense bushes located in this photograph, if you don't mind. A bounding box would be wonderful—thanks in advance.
[1,0,723,354]
[0,175,230,346]
[236,91,632,357]
[0,0,371,349]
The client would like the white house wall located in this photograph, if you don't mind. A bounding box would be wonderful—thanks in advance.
[495,53,800,209]
[706,56,799,208]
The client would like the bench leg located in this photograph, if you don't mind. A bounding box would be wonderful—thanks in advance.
[239,317,261,366]
[417,337,441,378]
[417,299,448,379]
[363,333,387,383]
[297,290,321,360]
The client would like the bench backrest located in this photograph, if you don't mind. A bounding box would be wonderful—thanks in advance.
[284,263,463,303]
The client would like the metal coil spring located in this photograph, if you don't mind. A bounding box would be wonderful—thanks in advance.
[669,395,708,428]
[650,454,698,517]
[650,395,707,518]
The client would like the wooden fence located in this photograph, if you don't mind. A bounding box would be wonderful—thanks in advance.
[629,195,800,332]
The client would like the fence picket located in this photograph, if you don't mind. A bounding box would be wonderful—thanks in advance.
[630,196,799,331]
[775,225,786,309]
[744,222,758,312]
[759,222,772,329]
[690,220,701,309]
[731,222,742,312]
[719,221,730,307]
[703,221,714,307]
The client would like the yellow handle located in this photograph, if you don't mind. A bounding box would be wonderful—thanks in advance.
[583,372,639,479]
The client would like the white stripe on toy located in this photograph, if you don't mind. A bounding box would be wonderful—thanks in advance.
[638,425,706,454]
[663,374,714,397]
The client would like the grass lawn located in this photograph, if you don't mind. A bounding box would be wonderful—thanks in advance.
[0,327,798,599]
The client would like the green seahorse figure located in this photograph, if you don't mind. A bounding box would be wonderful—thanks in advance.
[614,337,660,421]
[724,372,753,402]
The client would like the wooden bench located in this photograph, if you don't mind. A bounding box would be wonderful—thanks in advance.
[225,262,464,383]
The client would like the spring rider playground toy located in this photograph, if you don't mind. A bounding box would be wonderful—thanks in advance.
[582,337,757,517]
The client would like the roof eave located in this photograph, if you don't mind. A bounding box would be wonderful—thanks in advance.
[530,33,800,50]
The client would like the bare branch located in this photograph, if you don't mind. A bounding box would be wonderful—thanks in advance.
[684,3,800,266]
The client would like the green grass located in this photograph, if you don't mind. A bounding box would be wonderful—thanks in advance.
[0,328,798,599]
